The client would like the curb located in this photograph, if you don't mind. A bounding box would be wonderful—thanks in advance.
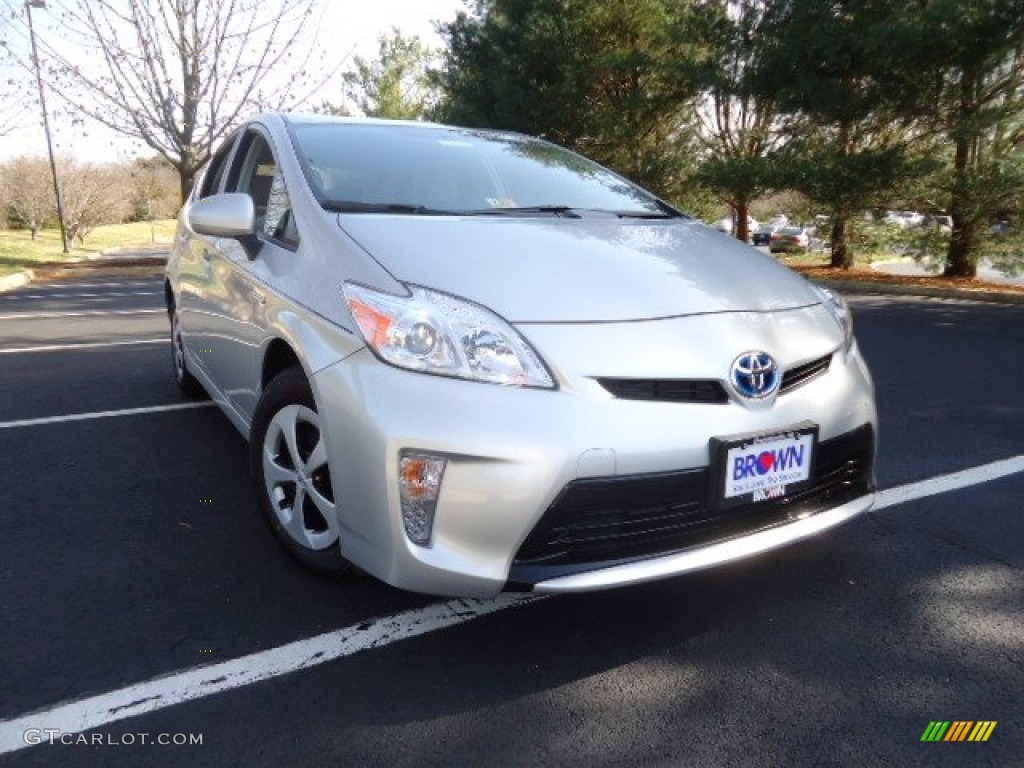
[813,278,1024,306]
[0,270,34,292]
[0,256,167,292]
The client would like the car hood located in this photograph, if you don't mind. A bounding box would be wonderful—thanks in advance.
[337,215,820,322]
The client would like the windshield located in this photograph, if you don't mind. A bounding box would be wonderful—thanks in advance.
[290,121,670,217]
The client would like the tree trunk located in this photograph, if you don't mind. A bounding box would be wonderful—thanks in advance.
[944,127,977,277]
[177,161,195,206]
[944,217,977,277]
[735,197,750,243]
[944,69,978,279]
[830,214,853,269]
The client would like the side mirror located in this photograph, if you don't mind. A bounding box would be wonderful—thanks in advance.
[188,193,255,236]
[188,193,261,259]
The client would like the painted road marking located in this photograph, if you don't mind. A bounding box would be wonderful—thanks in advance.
[0,455,1021,755]
[0,402,215,430]
[874,455,1024,510]
[0,309,164,320]
[0,339,166,355]
[21,280,161,290]
[0,291,162,300]
[0,596,539,754]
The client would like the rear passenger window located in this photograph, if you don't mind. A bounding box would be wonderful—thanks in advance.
[197,135,237,199]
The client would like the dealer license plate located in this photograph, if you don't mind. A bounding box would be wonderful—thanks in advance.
[711,424,817,507]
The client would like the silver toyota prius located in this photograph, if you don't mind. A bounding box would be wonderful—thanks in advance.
[165,113,877,597]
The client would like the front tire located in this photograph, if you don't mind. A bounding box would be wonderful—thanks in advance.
[251,367,351,576]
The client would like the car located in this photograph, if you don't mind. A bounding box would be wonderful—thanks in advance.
[769,226,812,253]
[166,113,877,597]
[713,215,760,240]
[883,210,925,228]
[751,225,777,246]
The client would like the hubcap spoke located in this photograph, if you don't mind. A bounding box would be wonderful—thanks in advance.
[305,436,328,475]
[172,314,184,378]
[263,445,298,487]
[263,403,339,552]
[306,484,336,525]
[280,485,310,547]
[279,406,305,470]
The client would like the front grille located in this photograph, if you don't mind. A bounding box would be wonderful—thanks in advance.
[780,354,832,394]
[597,377,728,404]
[509,424,874,585]
[596,353,833,405]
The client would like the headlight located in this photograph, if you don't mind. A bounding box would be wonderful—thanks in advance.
[812,284,854,352]
[342,282,555,388]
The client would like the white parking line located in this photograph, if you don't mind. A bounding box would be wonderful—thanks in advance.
[27,281,161,290]
[0,596,539,754]
[0,309,164,320]
[0,454,1021,755]
[0,402,214,430]
[0,291,161,300]
[0,339,166,355]
[874,455,1024,510]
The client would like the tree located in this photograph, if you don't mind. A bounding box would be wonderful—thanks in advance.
[902,1,1024,277]
[333,29,435,119]
[17,0,327,202]
[59,161,128,244]
[434,0,712,204]
[754,0,925,268]
[128,158,180,224]
[694,1,786,243]
[1,156,56,238]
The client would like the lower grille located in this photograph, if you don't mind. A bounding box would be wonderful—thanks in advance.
[597,378,728,404]
[508,424,874,586]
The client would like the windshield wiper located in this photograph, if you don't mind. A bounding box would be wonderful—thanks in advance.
[461,205,582,217]
[322,200,456,215]
[613,210,676,219]
[463,205,678,219]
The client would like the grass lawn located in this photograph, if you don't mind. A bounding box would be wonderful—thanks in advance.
[0,219,176,278]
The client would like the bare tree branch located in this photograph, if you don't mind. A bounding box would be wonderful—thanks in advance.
[9,0,339,201]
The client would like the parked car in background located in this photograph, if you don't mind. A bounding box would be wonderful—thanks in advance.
[769,226,812,254]
[166,113,877,597]
[884,210,925,228]
[752,225,776,246]
[713,216,760,240]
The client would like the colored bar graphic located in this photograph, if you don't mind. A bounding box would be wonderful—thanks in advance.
[968,722,997,742]
[921,720,996,742]
[921,722,949,742]
[944,721,972,741]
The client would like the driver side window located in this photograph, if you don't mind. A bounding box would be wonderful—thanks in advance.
[227,129,300,249]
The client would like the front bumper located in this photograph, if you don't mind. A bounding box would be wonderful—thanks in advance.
[309,327,877,597]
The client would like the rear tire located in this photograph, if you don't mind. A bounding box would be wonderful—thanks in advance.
[250,366,351,577]
[170,304,206,399]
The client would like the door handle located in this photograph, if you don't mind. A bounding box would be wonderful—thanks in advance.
[250,288,266,305]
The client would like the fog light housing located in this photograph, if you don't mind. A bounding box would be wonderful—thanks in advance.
[398,451,447,545]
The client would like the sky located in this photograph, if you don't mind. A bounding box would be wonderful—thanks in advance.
[0,0,467,163]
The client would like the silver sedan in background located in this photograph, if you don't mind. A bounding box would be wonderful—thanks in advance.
[165,113,877,597]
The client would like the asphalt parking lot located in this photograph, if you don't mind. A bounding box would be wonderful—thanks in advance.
[1,275,1022,766]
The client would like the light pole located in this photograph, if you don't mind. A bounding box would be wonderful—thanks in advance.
[25,0,69,254]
